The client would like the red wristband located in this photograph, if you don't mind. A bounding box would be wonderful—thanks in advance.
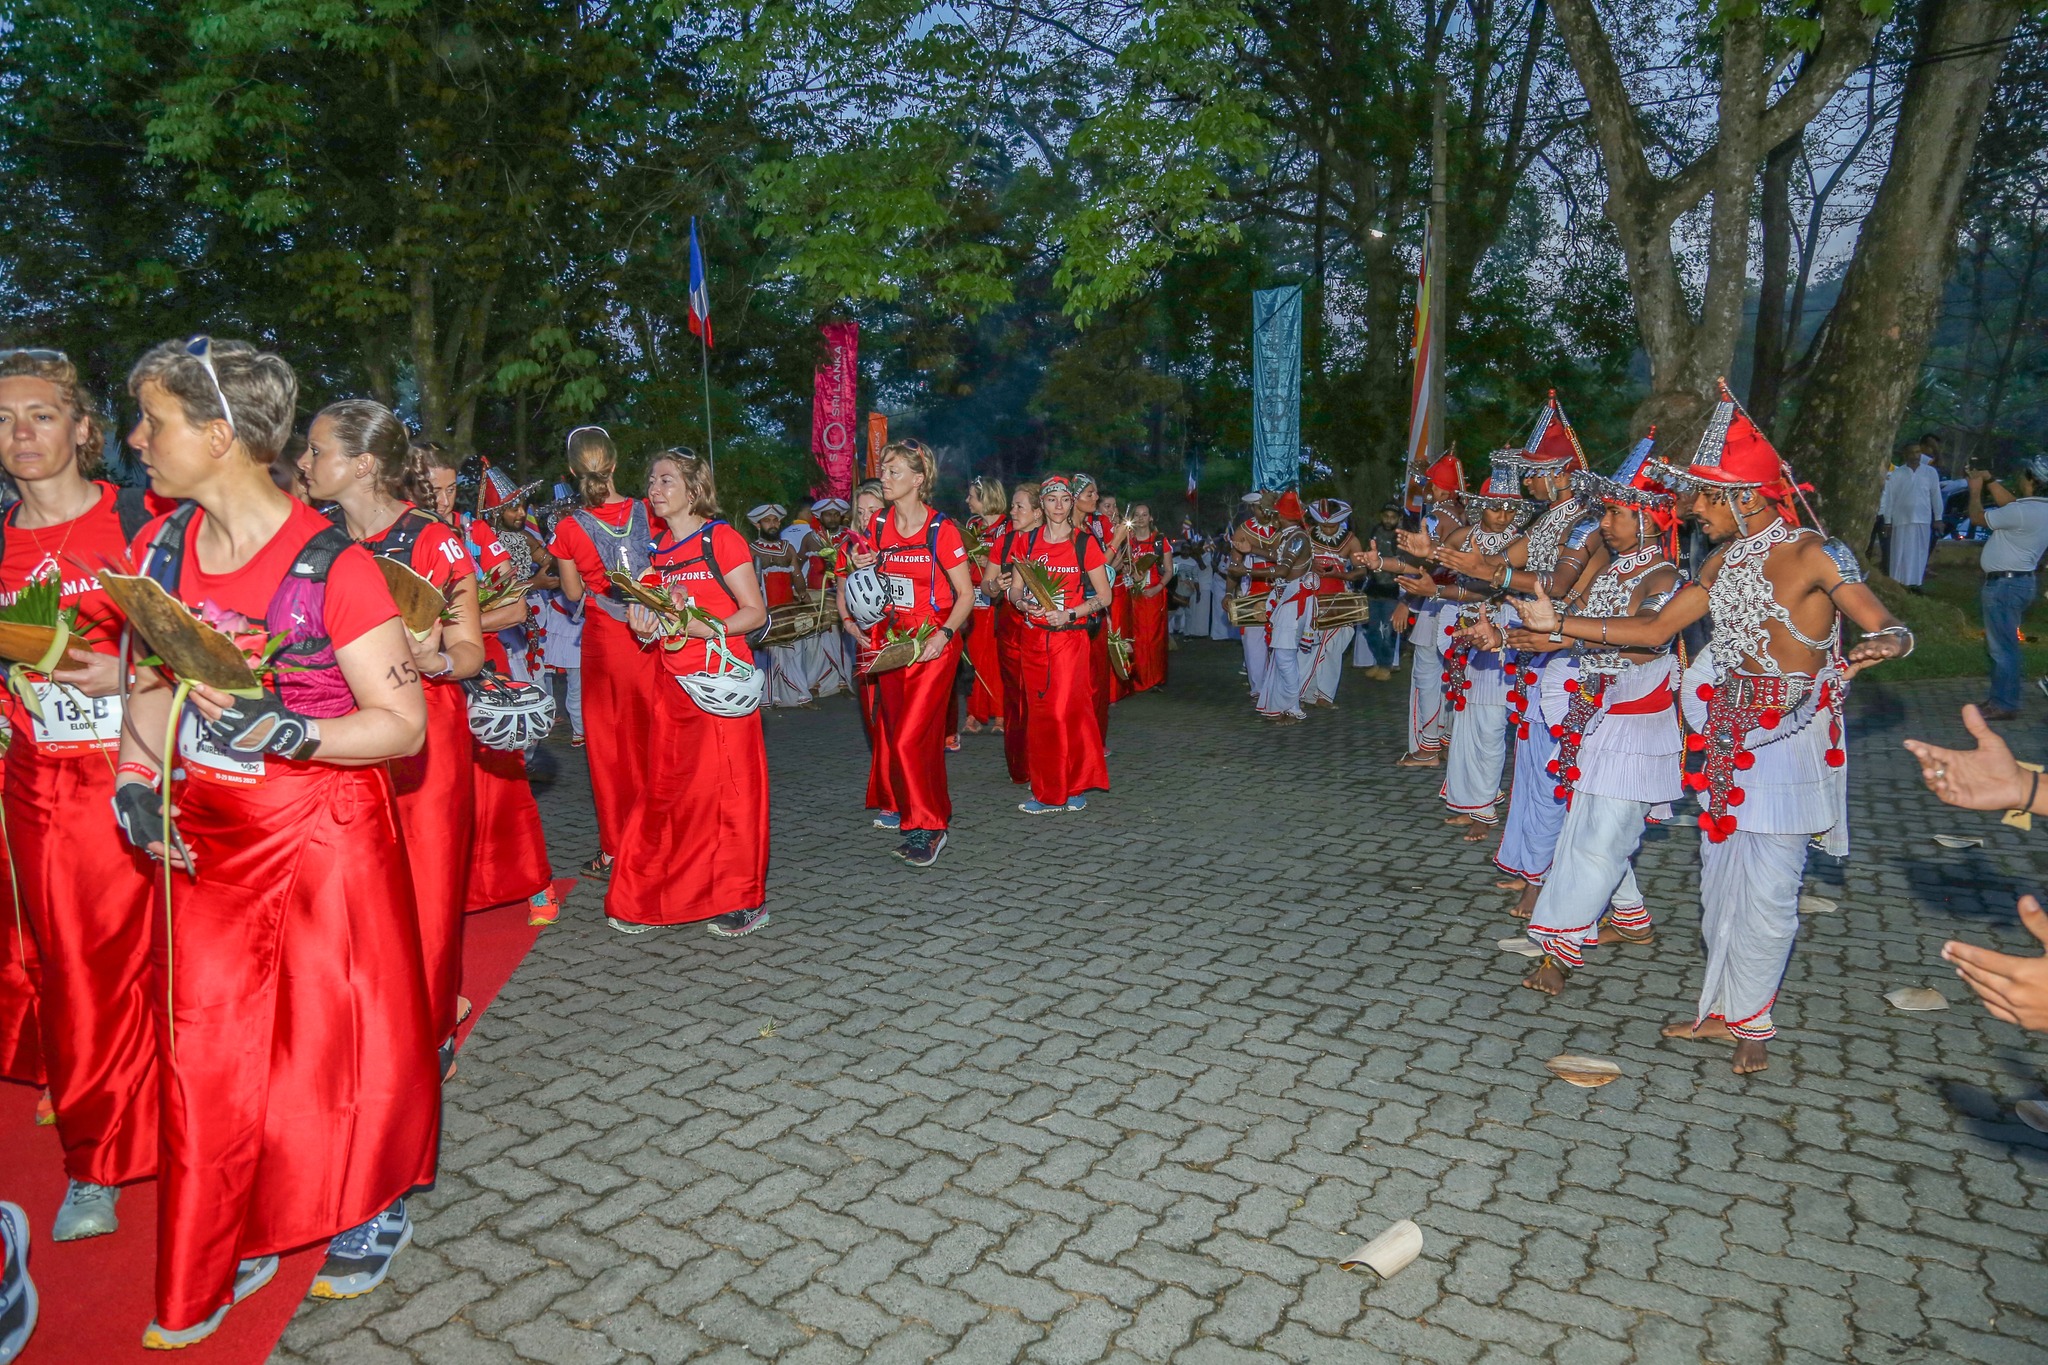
[116,762,159,787]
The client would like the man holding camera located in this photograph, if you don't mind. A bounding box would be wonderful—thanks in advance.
[1969,456,2048,720]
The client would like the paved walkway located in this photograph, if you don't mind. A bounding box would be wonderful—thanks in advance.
[275,643,2048,1364]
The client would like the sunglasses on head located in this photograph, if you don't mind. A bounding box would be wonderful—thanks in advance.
[0,348,69,366]
[184,336,238,435]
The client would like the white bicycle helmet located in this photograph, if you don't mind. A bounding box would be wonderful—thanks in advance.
[678,639,765,717]
[842,564,890,629]
[463,671,557,750]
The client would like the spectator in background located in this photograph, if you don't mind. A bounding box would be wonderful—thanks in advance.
[1882,436,1945,590]
[1357,503,1403,680]
[1967,455,2048,720]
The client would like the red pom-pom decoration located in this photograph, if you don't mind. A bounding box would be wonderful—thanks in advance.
[1733,751,1755,771]
[1758,708,1782,729]
[1549,724,1565,739]
[1516,724,1530,740]
[1684,771,1709,792]
[1697,811,1715,833]
[1510,694,1526,711]
[1696,684,1714,701]
[1685,733,1708,753]
[1565,766,1581,783]
[1563,678,1580,694]
[1554,785,1570,800]
[1825,748,1846,768]
[1546,759,1560,776]
[1727,787,1745,806]
[1452,698,1467,712]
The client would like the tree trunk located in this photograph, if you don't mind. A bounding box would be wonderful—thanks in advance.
[1749,132,1801,428]
[1783,0,2025,543]
[408,269,448,443]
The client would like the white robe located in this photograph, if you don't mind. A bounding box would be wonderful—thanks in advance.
[1884,462,1943,586]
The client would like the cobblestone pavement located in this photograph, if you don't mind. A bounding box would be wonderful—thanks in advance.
[275,642,2048,1365]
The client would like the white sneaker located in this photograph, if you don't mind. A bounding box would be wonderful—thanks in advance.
[52,1181,118,1242]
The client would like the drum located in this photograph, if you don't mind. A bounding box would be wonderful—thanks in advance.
[758,597,835,648]
[1225,595,1267,627]
[1311,593,1371,629]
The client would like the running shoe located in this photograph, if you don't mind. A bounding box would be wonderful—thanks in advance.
[706,906,770,938]
[945,736,961,752]
[1018,799,1066,815]
[308,1200,411,1300]
[527,887,561,926]
[570,735,586,748]
[142,1255,277,1349]
[0,1201,35,1365]
[32,1092,51,1126]
[1063,796,1088,811]
[52,1181,118,1242]
[872,811,901,831]
[582,851,613,878]
[607,917,656,935]
[898,830,947,867]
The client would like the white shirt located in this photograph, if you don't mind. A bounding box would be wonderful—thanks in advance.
[1981,498,2048,574]
[1892,461,1943,525]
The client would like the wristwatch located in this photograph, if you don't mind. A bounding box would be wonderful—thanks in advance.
[1547,621,1565,644]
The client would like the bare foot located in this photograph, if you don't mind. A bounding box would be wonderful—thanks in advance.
[1396,751,1440,767]
[1521,957,1567,996]
[964,718,985,734]
[1660,1018,1736,1042]
[1732,1039,1770,1074]
[1445,813,1476,827]
[1597,923,1653,946]
[1494,877,1527,892]
[1509,884,1540,920]
[1462,823,1492,842]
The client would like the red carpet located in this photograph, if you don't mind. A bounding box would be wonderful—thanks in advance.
[0,879,570,1362]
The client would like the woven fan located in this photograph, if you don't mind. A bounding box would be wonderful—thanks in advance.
[375,557,447,635]
[0,622,64,670]
[1011,560,1063,614]
[605,569,679,617]
[863,624,934,676]
[961,521,989,559]
[1132,552,1160,578]
[1107,631,1134,680]
[96,572,262,695]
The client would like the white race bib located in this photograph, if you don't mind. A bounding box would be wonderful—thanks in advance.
[177,707,266,785]
[28,684,121,754]
[883,573,916,609]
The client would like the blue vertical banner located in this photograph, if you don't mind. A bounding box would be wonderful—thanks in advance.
[1251,285,1303,491]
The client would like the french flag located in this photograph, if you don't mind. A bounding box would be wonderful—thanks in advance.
[688,217,713,349]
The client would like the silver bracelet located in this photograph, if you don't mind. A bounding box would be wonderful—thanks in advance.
[1863,624,1915,657]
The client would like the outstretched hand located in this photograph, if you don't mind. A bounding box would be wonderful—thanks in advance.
[1513,581,1559,633]
[1395,528,1432,560]
[1903,705,2031,813]
[1944,896,2048,1032]
[1431,544,1486,579]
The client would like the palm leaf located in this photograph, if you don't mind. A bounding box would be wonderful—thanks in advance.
[376,557,448,635]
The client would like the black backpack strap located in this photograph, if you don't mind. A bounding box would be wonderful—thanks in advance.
[693,519,733,597]
[293,525,354,581]
[1075,530,1100,601]
[115,485,157,542]
[139,502,204,591]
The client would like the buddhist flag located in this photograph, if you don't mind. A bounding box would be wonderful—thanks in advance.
[1404,215,1438,509]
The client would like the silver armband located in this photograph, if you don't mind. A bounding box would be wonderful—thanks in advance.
[1820,537,1865,586]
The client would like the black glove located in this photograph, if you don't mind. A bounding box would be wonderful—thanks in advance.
[203,691,320,760]
[112,781,165,852]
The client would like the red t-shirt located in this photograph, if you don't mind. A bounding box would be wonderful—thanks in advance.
[966,515,1009,591]
[547,499,645,591]
[457,513,511,576]
[645,520,756,672]
[128,500,399,785]
[1128,531,1171,590]
[0,482,172,753]
[363,510,477,592]
[1010,526,1105,622]
[871,508,967,629]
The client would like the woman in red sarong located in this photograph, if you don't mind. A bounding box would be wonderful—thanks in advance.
[1126,502,1172,692]
[849,441,973,868]
[1071,475,1119,739]
[1003,475,1111,812]
[547,427,656,879]
[431,462,559,926]
[994,483,1041,784]
[962,476,1008,733]
[116,338,436,1346]
[1098,491,1137,704]
[303,402,482,1051]
[607,449,771,935]
[0,351,160,1233]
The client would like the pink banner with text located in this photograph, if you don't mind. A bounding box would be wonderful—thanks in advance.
[811,322,859,500]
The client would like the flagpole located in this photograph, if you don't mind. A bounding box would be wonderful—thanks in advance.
[1427,72,1448,470]
[699,326,715,476]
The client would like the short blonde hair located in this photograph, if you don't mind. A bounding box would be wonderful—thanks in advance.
[969,475,1008,518]
[648,447,719,517]
[128,338,297,462]
[879,439,937,500]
